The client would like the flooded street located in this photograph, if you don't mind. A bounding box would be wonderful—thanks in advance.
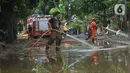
[0,54,35,73]
[1,0,130,73]
[1,39,130,73]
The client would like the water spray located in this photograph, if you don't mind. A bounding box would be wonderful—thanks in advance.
[51,29,99,49]
[105,25,129,37]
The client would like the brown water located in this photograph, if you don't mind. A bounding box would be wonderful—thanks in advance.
[0,42,130,73]
[0,54,35,73]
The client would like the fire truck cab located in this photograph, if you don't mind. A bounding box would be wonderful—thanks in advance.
[27,15,52,38]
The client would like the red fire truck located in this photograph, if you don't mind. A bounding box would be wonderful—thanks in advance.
[27,15,52,38]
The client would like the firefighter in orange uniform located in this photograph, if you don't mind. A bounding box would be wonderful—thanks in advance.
[91,18,97,45]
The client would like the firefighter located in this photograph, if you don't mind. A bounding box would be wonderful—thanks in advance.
[64,22,69,33]
[46,12,62,52]
[86,21,92,40]
[90,18,97,45]
[28,24,32,39]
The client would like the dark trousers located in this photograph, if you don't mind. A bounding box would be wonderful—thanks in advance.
[46,30,62,51]
[88,31,92,39]
[85,31,91,40]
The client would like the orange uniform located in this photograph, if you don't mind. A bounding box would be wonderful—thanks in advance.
[91,20,97,38]
[92,52,98,65]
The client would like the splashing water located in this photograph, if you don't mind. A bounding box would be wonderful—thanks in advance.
[106,26,129,37]
[52,29,99,49]
[66,34,99,49]
[62,45,128,52]
[116,30,129,37]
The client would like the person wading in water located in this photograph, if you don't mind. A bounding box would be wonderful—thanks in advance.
[45,12,62,53]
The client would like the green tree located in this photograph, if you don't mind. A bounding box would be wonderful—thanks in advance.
[49,7,60,14]
[0,0,32,43]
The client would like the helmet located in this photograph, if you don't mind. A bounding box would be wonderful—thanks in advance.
[92,18,95,21]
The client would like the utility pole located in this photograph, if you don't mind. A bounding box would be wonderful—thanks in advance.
[0,5,1,12]
[122,0,127,32]
[68,0,71,24]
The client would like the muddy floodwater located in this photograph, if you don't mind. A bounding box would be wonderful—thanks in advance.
[0,42,130,73]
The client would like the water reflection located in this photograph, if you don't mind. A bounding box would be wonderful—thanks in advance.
[46,52,63,73]
[0,54,35,73]
[1,42,130,73]
[68,48,130,73]
[34,52,63,73]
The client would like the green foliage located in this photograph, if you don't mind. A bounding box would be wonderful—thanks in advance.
[34,7,41,14]
[69,13,99,33]
[0,0,130,42]
[69,17,87,33]
[49,7,60,14]
[0,0,7,4]
[13,0,31,19]
[0,0,33,42]
[127,1,130,11]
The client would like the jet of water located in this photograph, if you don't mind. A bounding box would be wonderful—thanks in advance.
[52,29,99,49]
[66,34,99,49]
[116,30,129,37]
[106,26,129,37]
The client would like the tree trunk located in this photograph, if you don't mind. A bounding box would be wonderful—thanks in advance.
[103,9,107,27]
[128,12,130,33]
[1,11,15,43]
[7,22,14,43]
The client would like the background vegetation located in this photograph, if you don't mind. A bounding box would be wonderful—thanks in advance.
[0,0,130,43]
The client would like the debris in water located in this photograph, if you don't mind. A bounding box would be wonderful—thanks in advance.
[32,68,37,71]
[19,56,24,60]
[64,43,70,48]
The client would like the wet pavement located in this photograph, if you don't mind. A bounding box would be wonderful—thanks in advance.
[0,37,130,73]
